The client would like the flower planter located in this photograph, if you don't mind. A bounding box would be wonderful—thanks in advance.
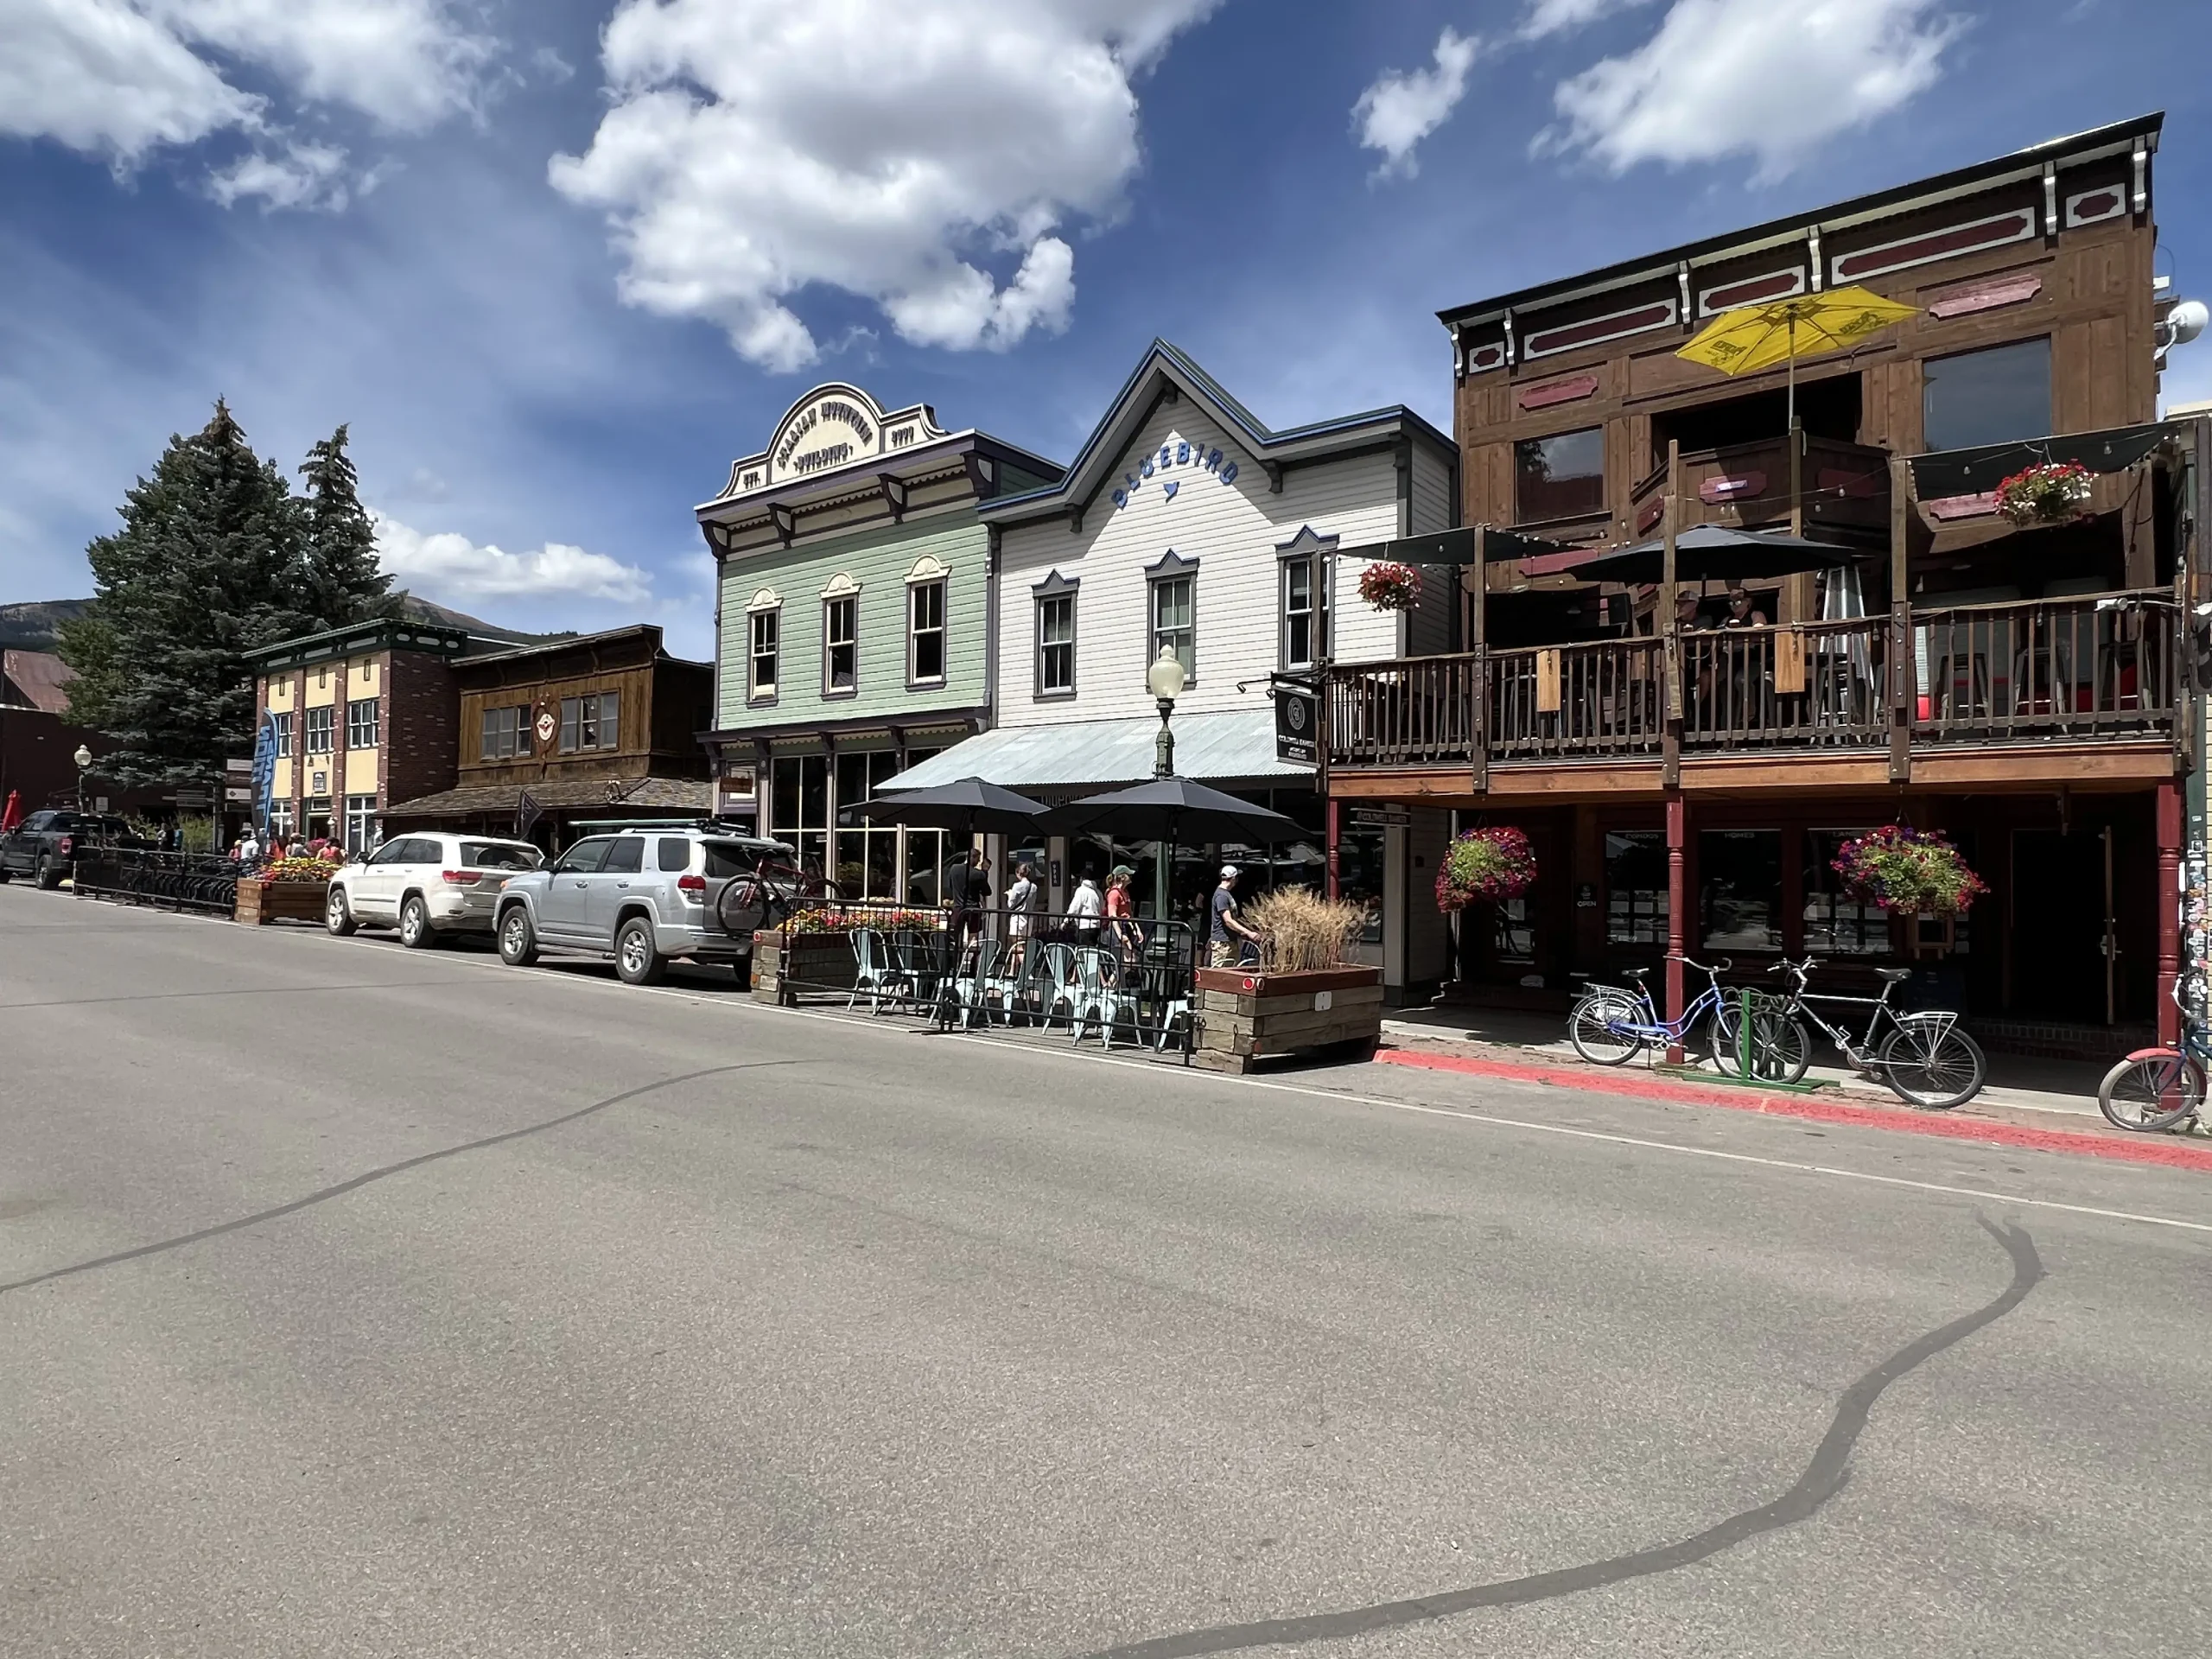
[750,928,862,1006]
[1192,965,1385,1075]
[236,876,329,926]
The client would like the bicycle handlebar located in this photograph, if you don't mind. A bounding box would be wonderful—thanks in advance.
[1666,955,1732,976]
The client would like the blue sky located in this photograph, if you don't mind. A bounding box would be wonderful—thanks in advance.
[3,0,2205,658]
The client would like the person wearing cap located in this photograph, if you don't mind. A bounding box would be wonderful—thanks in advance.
[1210,865,1262,968]
[1104,864,1144,963]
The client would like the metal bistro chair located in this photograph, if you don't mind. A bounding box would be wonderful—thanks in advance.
[848,927,896,1014]
[953,937,1001,1030]
[1071,945,1141,1047]
[1140,934,1194,1053]
[1033,941,1078,1030]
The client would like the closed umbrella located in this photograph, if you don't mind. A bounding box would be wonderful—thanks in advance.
[1046,777,1304,930]
[0,791,20,835]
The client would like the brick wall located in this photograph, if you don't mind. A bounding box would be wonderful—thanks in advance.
[385,650,461,809]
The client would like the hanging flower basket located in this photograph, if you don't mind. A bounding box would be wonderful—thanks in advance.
[1993,461,2093,526]
[1436,826,1536,912]
[1359,561,1423,613]
[1832,825,1987,916]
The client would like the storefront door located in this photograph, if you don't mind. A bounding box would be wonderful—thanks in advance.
[2011,828,2112,1021]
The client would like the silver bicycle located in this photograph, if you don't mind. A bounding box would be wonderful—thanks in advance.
[1754,956,1986,1109]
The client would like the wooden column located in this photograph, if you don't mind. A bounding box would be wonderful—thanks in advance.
[1325,798,1341,902]
[2158,779,2183,1046]
[1665,792,1688,1064]
[1661,442,1682,791]
[1468,526,1489,793]
[1887,454,1915,785]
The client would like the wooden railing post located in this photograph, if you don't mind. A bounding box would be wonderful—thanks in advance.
[1887,454,1915,785]
[1662,441,1682,791]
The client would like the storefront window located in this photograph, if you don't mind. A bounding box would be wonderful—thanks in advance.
[1700,830,1782,950]
[1605,831,1669,945]
[1336,828,1387,946]
[1804,830,1890,956]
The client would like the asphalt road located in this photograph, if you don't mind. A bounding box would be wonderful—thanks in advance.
[4,881,2210,1658]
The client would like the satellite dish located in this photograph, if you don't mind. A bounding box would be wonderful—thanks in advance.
[2167,299,2209,347]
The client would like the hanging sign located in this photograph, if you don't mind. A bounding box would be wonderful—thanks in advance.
[535,709,558,747]
[1275,686,1317,765]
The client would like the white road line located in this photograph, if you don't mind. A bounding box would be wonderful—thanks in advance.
[83,902,2212,1238]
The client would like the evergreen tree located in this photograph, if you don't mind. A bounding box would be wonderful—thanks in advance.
[54,607,122,730]
[299,423,397,626]
[88,400,315,786]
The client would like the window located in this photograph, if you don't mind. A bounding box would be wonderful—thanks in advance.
[480,704,531,760]
[1034,575,1077,699]
[1700,830,1783,951]
[1281,556,1320,671]
[749,609,779,701]
[770,749,908,899]
[908,579,946,685]
[343,794,377,855]
[303,705,334,755]
[552,836,613,874]
[1804,830,1891,956]
[823,595,857,694]
[1605,831,1669,945]
[461,842,540,872]
[369,837,415,866]
[657,837,693,874]
[601,836,644,874]
[305,797,334,841]
[1147,554,1197,680]
[558,692,620,753]
[346,697,378,749]
[271,711,293,758]
[702,840,763,880]
[1515,426,1605,523]
[1923,337,2052,452]
[266,798,295,839]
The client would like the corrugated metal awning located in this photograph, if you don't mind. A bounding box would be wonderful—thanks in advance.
[884,709,1309,797]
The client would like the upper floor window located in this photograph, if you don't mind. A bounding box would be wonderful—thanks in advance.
[303,704,334,755]
[559,691,620,753]
[1281,556,1321,671]
[1923,336,2051,453]
[346,697,378,750]
[823,594,857,695]
[271,710,294,758]
[1034,574,1077,699]
[749,608,779,701]
[1147,552,1198,682]
[908,579,946,686]
[1515,426,1605,522]
[480,704,531,760]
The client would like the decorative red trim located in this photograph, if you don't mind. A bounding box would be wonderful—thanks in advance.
[1832,209,2037,284]
[1636,498,1665,534]
[1465,342,1506,375]
[1923,491,2001,521]
[1523,300,1675,359]
[1697,267,1804,317]
[2064,186,2126,229]
[1925,272,2043,320]
[1700,471,1766,505]
[1516,373,1600,411]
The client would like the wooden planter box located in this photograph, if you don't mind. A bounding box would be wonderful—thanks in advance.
[1192,965,1386,1074]
[236,877,329,926]
[751,929,861,1006]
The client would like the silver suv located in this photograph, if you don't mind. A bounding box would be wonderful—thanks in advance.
[493,825,790,985]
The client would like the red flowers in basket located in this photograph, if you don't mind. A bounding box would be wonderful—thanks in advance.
[1993,461,2092,526]
[1435,826,1536,912]
[1832,825,1986,915]
[1358,561,1422,613]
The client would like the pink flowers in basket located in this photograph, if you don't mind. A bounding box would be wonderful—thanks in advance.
[1358,561,1422,613]
[1832,825,1986,915]
[1435,826,1536,912]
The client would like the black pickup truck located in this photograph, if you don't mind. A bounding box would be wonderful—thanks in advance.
[0,810,137,889]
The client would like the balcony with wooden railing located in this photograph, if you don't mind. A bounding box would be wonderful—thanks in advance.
[1324,590,2183,792]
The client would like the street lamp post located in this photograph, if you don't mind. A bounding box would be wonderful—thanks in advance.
[1146,647,1187,923]
[73,744,91,813]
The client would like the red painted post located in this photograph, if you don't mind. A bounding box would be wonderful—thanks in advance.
[1665,793,1688,1064]
[2158,780,2182,1046]
[1325,797,1341,901]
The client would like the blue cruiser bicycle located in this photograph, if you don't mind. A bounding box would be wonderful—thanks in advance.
[1567,956,1805,1077]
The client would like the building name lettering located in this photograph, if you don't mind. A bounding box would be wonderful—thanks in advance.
[790,442,853,474]
[1113,439,1242,511]
[773,397,878,472]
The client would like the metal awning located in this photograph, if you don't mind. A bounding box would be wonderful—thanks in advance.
[882,709,1310,798]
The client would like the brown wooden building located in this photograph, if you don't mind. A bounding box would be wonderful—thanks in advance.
[1322,112,2209,1052]
[384,625,715,847]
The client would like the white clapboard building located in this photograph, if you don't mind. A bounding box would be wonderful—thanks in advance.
[887,340,1458,1001]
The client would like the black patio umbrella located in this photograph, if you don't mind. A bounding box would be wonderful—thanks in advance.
[1046,776,1304,930]
[1545,524,1852,588]
[855,775,1052,836]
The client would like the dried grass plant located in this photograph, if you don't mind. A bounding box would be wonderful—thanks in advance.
[1243,886,1367,974]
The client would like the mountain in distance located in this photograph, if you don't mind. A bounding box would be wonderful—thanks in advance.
[0,594,569,652]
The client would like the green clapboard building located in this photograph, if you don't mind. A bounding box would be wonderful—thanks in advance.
[694,383,1063,905]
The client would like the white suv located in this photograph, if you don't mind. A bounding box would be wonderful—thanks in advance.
[326,832,544,948]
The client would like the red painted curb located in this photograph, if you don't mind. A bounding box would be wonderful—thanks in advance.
[1374,1046,2212,1173]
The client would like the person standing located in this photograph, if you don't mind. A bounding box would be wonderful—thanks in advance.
[1067,869,1103,942]
[1210,865,1262,969]
[958,849,993,943]
[1004,861,1039,971]
[1104,864,1144,962]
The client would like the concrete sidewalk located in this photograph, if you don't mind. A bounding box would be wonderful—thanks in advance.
[1379,1001,2128,1122]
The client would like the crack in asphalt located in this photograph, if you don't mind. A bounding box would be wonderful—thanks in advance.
[0,1061,804,1296]
[1082,1216,2044,1658]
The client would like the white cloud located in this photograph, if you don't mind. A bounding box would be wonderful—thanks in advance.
[1516,0,1656,40]
[1542,0,1965,181]
[548,0,1220,372]
[208,139,351,212]
[372,512,653,605]
[1352,26,1481,180]
[0,0,492,194]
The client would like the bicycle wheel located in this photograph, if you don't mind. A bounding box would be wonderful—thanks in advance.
[1567,994,1644,1066]
[2097,1052,2202,1132]
[1704,1003,1814,1084]
[1878,1020,1986,1109]
[716,878,774,938]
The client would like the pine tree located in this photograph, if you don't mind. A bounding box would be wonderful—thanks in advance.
[299,423,397,626]
[54,608,122,730]
[89,400,315,786]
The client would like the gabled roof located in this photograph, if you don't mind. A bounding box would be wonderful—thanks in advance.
[979,340,1454,527]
